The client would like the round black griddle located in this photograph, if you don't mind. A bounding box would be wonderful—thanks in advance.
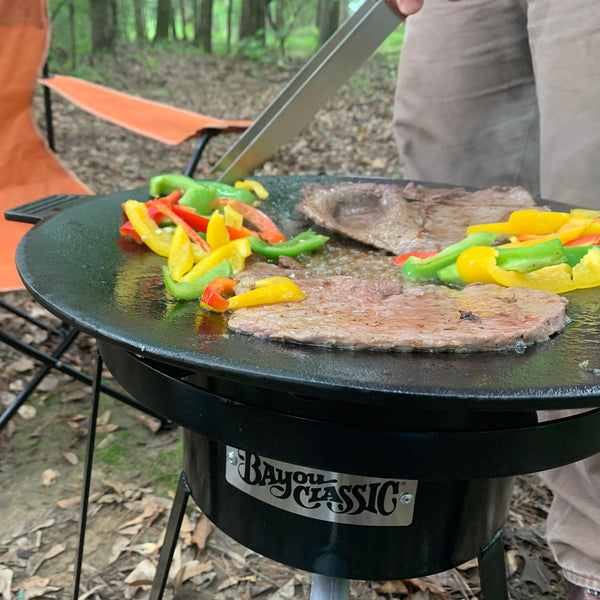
[15,175,600,584]
[16,175,600,411]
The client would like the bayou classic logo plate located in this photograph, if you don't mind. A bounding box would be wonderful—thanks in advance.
[225,447,418,527]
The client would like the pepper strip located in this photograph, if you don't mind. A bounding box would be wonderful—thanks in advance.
[123,200,173,257]
[467,209,570,236]
[392,251,439,266]
[249,230,329,258]
[168,224,195,281]
[227,278,306,310]
[149,174,255,205]
[171,204,253,240]
[150,200,211,252]
[200,277,238,312]
[163,261,233,300]
[206,212,230,250]
[180,237,252,282]
[234,179,269,200]
[212,198,287,243]
[402,231,498,280]
[456,246,576,293]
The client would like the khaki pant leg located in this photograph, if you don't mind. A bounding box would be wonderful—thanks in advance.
[539,411,600,591]
[527,1,600,208]
[393,0,540,195]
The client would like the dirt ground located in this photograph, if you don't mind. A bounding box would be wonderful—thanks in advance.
[0,49,568,599]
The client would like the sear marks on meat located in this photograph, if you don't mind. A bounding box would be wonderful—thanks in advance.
[296,182,541,255]
[228,266,568,353]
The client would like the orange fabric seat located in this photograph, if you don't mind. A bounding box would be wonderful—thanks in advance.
[40,75,252,146]
[0,2,90,290]
[0,0,251,290]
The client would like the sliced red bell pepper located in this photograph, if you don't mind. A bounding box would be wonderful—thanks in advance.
[150,199,212,252]
[200,277,238,312]
[392,251,439,266]
[564,234,600,247]
[171,204,253,240]
[212,198,287,244]
[157,189,183,206]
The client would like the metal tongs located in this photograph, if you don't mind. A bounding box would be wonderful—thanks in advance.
[214,0,404,184]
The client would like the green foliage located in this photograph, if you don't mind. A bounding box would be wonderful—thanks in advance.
[46,0,404,72]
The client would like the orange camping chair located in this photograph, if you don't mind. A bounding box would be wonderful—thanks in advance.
[0,0,251,430]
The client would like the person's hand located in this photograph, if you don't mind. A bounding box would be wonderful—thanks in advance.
[395,0,424,15]
[394,0,460,17]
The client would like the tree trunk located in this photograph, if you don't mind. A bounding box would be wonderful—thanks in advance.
[239,0,266,46]
[89,0,117,54]
[197,0,213,53]
[317,0,339,47]
[133,0,146,43]
[227,0,233,53]
[69,0,76,68]
[155,0,172,41]
[178,0,188,40]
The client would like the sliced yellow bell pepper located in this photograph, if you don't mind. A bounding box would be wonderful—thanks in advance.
[234,179,269,200]
[570,208,600,220]
[180,237,252,282]
[227,278,306,310]
[167,224,194,281]
[467,210,570,236]
[456,245,576,293]
[254,276,294,287]
[223,204,244,229]
[206,211,230,250]
[583,221,600,235]
[501,222,593,248]
[123,199,173,257]
[571,247,600,289]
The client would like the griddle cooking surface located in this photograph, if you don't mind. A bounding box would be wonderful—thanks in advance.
[16,176,600,411]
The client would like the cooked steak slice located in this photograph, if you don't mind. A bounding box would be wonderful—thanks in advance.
[296,182,540,255]
[228,271,567,352]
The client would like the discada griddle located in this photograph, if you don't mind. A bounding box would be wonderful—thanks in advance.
[15,175,600,599]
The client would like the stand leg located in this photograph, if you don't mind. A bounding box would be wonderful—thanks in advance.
[72,352,102,599]
[149,472,191,600]
[309,574,350,600]
[478,529,509,600]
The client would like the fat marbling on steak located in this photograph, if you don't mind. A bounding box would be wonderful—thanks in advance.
[296,182,540,255]
[228,266,568,352]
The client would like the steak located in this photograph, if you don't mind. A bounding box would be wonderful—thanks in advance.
[296,182,540,255]
[228,266,568,352]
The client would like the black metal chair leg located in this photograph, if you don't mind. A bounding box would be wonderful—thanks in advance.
[184,130,218,177]
[149,472,191,600]
[0,324,173,429]
[0,326,80,432]
[72,351,102,600]
[478,529,509,600]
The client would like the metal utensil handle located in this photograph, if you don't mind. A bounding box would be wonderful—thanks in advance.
[214,0,403,184]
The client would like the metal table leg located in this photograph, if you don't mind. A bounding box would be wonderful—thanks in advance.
[149,472,191,600]
[72,351,102,599]
[478,529,509,600]
[310,574,350,600]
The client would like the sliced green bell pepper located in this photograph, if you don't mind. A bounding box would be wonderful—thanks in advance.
[249,229,329,259]
[149,174,255,209]
[563,245,600,267]
[163,260,233,300]
[402,231,498,280]
[494,238,566,273]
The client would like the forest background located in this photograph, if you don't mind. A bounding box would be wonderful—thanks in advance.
[49,0,405,72]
